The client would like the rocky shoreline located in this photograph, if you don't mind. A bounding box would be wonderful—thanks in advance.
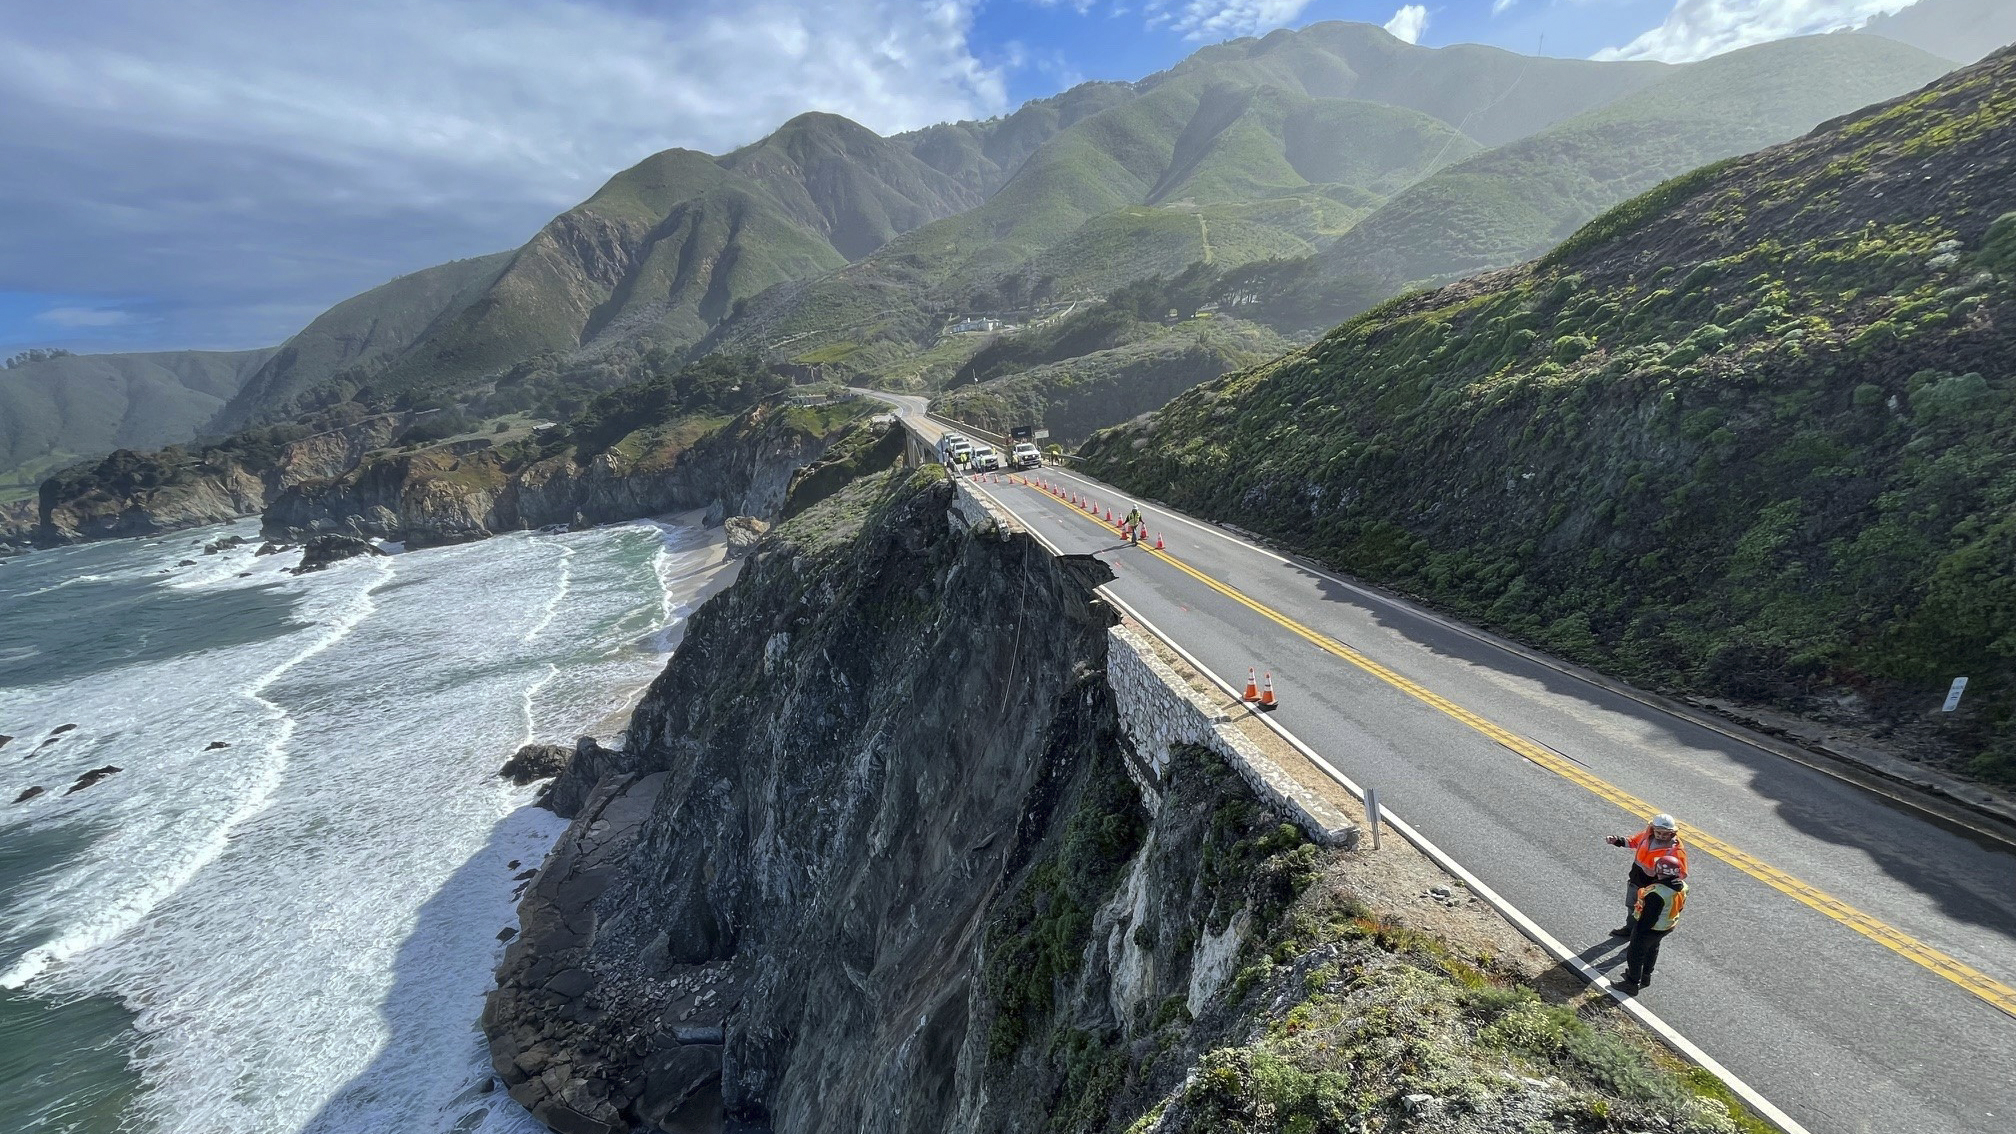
[17,400,882,554]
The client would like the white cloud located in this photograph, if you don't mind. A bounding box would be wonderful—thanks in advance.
[0,0,1009,349]
[1492,0,1519,14]
[1384,4,1431,44]
[1594,0,1917,62]
[37,307,139,328]
[1165,0,1317,41]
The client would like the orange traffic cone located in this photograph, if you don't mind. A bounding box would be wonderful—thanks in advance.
[1154,532,1164,550]
[1243,668,1260,702]
[1259,673,1277,709]
[1105,508,1114,523]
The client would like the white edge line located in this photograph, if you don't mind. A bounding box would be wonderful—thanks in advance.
[966,465,1811,1134]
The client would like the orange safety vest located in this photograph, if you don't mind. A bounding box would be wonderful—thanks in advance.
[1628,828,1688,875]
[1633,882,1686,931]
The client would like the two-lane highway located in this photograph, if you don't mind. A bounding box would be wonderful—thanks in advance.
[871,392,2016,1134]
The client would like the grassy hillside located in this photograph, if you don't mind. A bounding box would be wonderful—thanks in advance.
[710,22,1650,367]
[935,316,1286,445]
[1323,33,1956,289]
[0,348,278,496]
[1084,47,2016,783]
[315,115,982,408]
[213,252,512,430]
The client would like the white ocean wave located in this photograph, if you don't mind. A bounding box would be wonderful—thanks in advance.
[0,518,728,1134]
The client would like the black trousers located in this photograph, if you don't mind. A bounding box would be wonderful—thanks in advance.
[1625,927,1670,982]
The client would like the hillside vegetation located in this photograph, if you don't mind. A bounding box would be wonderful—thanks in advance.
[1321,33,1955,290]
[1083,48,2016,783]
[0,347,277,495]
[212,253,513,431]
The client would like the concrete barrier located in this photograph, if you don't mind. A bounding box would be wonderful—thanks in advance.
[1107,624,1357,847]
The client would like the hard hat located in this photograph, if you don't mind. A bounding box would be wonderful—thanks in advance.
[1652,855,1684,879]
[1650,813,1677,832]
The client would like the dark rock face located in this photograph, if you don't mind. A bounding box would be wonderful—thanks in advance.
[64,765,122,794]
[290,535,386,575]
[485,471,1129,1134]
[536,738,625,819]
[202,535,249,554]
[500,743,573,786]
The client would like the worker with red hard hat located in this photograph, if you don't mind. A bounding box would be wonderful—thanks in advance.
[1620,854,1688,991]
[1605,812,1688,937]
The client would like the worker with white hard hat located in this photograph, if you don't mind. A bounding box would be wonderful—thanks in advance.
[1605,812,1688,937]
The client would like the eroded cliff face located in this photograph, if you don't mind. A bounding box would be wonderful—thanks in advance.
[266,405,871,548]
[36,449,269,545]
[26,411,409,547]
[486,465,1755,1134]
[485,466,1127,1131]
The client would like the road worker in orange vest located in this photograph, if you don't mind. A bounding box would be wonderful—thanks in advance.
[1604,812,1688,936]
[1620,854,1687,991]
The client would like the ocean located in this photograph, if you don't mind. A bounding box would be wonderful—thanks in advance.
[0,517,728,1134]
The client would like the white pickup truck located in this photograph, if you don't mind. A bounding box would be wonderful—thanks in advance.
[970,445,1003,471]
[1011,442,1042,469]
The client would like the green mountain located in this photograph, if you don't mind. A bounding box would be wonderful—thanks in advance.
[1321,33,1955,289]
[709,22,1661,363]
[213,252,514,430]
[364,115,979,402]
[1082,47,2016,783]
[0,347,277,495]
[69,20,1969,488]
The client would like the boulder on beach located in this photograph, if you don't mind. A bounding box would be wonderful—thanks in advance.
[205,741,230,751]
[203,535,249,555]
[290,535,387,575]
[498,743,570,785]
[254,541,295,557]
[723,515,770,560]
[64,765,122,795]
[51,724,76,735]
[12,786,42,804]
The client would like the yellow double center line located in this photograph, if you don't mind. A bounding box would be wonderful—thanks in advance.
[1014,478,2016,1017]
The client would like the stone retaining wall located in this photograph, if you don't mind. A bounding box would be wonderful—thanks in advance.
[1107,624,1358,847]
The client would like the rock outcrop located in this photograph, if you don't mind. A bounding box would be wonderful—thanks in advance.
[267,404,881,549]
[719,516,768,559]
[36,449,267,545]
[500,743,574,786]
[290,535,386,574]
[26,411,415,549]
[64,765,122,795]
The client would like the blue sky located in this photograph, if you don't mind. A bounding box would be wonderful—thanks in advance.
[970,1,1680,103]
[0,1,1970,357]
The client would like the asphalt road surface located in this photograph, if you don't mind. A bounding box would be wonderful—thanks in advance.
[871,392,2016,1134]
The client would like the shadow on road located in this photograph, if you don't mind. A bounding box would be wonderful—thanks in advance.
[1281,562,2016,947]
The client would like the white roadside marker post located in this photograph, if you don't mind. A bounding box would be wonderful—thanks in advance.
[1943,676,1969,712]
